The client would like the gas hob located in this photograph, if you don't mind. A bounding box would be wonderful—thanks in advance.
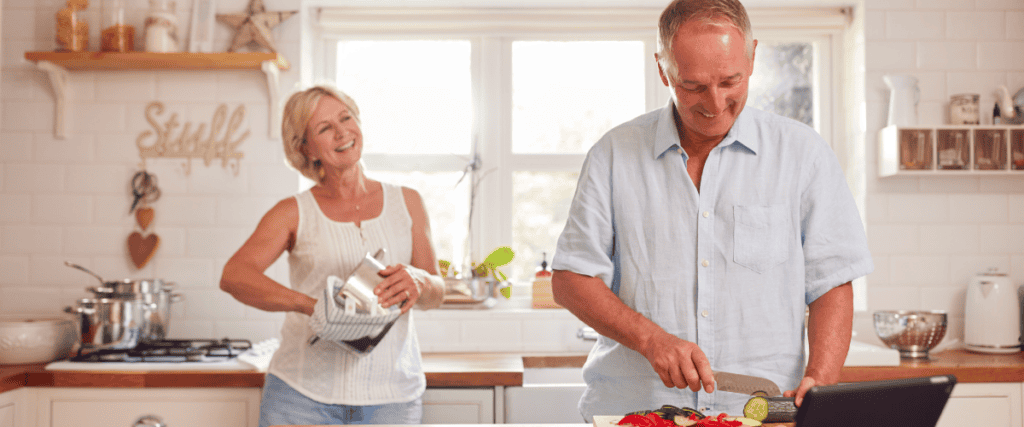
[45,338,279,371]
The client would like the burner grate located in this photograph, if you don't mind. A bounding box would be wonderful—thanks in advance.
[71,338,252,363]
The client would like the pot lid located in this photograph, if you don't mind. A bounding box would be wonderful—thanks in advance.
[0,314,75,325]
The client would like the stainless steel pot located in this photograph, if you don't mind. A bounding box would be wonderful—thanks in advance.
[140,287,184,343]
[65,297,144,350]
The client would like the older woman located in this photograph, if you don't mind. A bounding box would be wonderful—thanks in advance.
[220,85,445,427]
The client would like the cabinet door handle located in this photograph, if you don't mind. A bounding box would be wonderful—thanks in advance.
[133,414,167,427]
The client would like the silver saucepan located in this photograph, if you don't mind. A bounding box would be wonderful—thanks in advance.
[65,297,144,350]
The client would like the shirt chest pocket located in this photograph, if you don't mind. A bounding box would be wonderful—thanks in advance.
[733,204,792,274]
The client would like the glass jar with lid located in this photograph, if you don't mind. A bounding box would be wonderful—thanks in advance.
[101,0,135,52]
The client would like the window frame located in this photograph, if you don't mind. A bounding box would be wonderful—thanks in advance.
[309,7,852,282]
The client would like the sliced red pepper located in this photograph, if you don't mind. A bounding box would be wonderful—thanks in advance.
[618,414,655,427]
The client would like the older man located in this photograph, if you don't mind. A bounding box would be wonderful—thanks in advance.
[551,0,873,419]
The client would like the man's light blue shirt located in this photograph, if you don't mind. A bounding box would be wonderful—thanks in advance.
[552,103,873,419]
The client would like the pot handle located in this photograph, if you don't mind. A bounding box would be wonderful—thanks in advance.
[170,293,185,303]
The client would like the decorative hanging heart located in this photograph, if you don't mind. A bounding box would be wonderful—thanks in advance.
[127,231,160,269]
[135,207,155,231]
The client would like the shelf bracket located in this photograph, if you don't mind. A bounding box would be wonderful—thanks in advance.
[262,60,281,140]
[36,60,70,139]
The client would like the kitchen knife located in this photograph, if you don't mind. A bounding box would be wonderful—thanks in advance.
[713,371,797,423]
[712,371,782,396]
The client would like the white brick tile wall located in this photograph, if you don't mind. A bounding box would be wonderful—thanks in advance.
[866,286,921,311]
[946,11,1006,40]
[2,8,33,42]
[2,101,51,132]
[867,224,920,254]
[866,41,916,70]
[977,224,1024,253]
[887,194,948,223]
[0,132,33,161]
[915,0,974,10]
[886,11,945,40]
[949,255,1013,285]
[33,194,92,224]
[976,0,1024,10]
[864,10,887,41]
[919,286,966,316]
[977,41,1024,70]
[158,196,218,226]
[64,226,128,257]
[1009,195,1024,222]
[72,103,127,134]
[0,69,44,100]
[917,176,980,192]
[1008,11,1024,39]
[949,194,1009,223]
[0,194,31,222]
[888,255,952,286]
[917,41,977,70]
[867,256,890,286]
[0,255,30,286]
[918,224,980,254]
[94,72,157,102]
[34,133,95,163]
[216,196,278,228]
[1,225,62,254]
[65,164,128,194]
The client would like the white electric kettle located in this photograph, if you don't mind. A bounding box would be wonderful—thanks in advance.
[964,268,1022,353]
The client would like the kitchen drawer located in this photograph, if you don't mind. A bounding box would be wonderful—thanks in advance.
[34,388,261,427]
[936,382,1022,427]
[422,387,495,424]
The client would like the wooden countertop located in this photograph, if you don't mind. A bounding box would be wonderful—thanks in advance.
[2,349,1022,394]
[0,353,523,393]
[838,349,1024,383]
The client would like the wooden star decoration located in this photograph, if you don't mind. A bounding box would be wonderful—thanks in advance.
[216,0,296,54]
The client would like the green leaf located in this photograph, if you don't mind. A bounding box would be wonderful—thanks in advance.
[498,270,507,282]
[484,246,515,267]
[500,286,512,299]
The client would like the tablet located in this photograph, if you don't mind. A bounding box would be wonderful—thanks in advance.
[794,375,957,427]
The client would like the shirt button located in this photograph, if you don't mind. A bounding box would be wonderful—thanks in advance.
[676,147,683,154]
[700,407,710,412]
[701,260,709,267]
[701,310,709,318]
[702,211,710,218]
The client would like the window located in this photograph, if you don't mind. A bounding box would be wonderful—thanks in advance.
[313,8,851,285]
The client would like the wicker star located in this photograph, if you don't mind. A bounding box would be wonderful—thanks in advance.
[216,0,296,53]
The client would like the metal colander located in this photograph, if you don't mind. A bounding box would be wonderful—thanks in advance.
[873,310,948,359]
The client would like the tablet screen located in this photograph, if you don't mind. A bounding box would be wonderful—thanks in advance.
[795,375,957,427]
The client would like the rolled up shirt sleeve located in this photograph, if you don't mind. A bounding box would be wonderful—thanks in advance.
[552,138,616,288]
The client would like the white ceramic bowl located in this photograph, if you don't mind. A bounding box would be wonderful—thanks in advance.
[0,314,78,364]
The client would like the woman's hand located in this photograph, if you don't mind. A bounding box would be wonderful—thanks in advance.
[374,264,431,314]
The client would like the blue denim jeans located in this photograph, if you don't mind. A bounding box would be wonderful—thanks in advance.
[259,373,423,427]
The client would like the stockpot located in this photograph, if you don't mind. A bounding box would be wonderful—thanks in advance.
[65,297,144,350]
[85,279,183,343]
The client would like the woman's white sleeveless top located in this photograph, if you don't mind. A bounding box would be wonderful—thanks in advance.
[267,182,426,405]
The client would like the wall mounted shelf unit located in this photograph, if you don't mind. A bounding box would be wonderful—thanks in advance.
[878,125,1024,177]
[23,51,289,139]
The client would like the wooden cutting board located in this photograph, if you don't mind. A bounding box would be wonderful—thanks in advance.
[593,415,794,427]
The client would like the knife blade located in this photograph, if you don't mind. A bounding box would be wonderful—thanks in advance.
[712,371,782,396]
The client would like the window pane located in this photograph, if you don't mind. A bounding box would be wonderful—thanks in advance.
[512,41,646,154]
[366,170,470,271]
[748,41,814,126]
[336,41,472,155]
[510,171,579,281]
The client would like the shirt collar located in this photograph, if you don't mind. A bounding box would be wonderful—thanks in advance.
[653,103,759,159]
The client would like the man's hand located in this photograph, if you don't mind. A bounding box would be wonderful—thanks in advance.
[783,375,818,407]
[638,329,715,393]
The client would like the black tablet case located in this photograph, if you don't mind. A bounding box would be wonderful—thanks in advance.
[795,375,957,427]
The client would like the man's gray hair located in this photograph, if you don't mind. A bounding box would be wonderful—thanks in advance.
[657,0,754,78]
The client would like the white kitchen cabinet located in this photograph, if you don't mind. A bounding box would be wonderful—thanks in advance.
[422,387,495,424]
[936,382,1023,427]
[33,387,261,427]
[0,390,15,427]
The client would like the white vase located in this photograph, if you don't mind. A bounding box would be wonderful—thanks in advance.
[883,74,920,127]
[144,0,180,53]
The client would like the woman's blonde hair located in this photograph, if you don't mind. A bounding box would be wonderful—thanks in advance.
[281,85,364,184]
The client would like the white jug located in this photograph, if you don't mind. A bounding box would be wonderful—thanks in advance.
[884,75,920,127]
[964,268,1021,354]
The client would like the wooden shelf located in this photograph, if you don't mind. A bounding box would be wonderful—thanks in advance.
[24,51,286,139]
[23,51,289,71]
[878,125,1024,177]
